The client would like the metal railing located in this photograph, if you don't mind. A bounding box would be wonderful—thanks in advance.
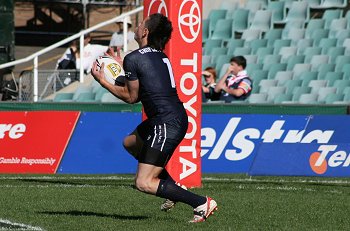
[0,5,143,102]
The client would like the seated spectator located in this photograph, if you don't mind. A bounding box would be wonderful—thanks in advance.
[202,67,220,102]
[214,56,252,102]
[56,40,78,70]
[109,16,135,53]
[76,33,108,74]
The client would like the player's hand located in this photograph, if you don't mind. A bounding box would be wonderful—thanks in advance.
[105,47,123,66]
[91,61,105,84]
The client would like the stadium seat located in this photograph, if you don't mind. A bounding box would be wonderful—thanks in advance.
[319,38,338,55]
[247,93,269,103]
[246,63,264,76]
[248,39,268,55]
[305,0,323,9]
[220,0,239,19]
[273,93,293,104]
[304,47,322,63]
[308,80,328,93]
[218,63,231,79]
[264,28,283,46]
[342,38,350,56]
[332,79,350,94]
[333,29,350,47]
[317,0,347,9]
[53,93,74,102]
[279,46,298,63]
[211,19,233,41]
[101,92,124,103]
[284,1,310,24]
[305,18,325,39]
[292,86,312,101]
[317,87,337,102]
[71,85,93,101]
[281,20,304,40]
[231,8,250,35]
[324,93,344,104]
[296,39,314,55]
[299,71,318,86]
[215,54,231,77]
[284,79,303,94]
[267,86,286,102]
[317,63,335,80]
[285,28,306,45]
[326,47,345,64]
[250,69,269,87]
[273,39,292,54]
[210,47,229,63]
[262,54,282,70]
[243,55,258,64]
[267,0,286,25]
[249,10,273,33]
[256,47,274,63]
[286,55,305,71]
[245,0,264,23]
[226,39,245,55]
[240,29,262,45]
[334,55,350,72]
[254,72,273,92]
[322,72,343,86]
[322,9,343,29]
[310,29,330,46]
[233,47,252,56]
[76,92,96,102]
[298,93,318,104]
[341,63,350,80]
[202,19,210,43]
[208,9,227,36]
[267,63,287,79]
[94,87,109,101]
[328,18,347,38]
[203,39,222,55]
[275,71,293,85]
[292,63,312,79]
[310,55,329,71]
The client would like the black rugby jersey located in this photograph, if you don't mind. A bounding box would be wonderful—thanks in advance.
[123,46,186,123]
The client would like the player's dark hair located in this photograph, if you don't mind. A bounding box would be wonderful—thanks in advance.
[146,13,173,51]
[230,56,247,69]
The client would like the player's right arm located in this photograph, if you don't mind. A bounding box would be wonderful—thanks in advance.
[91,61,139,104]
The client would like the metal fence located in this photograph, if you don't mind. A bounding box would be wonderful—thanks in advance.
[17,69,80,102]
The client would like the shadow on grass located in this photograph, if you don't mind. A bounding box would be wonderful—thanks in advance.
[39,210,149,220]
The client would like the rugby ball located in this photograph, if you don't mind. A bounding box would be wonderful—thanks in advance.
[96,56,124,85]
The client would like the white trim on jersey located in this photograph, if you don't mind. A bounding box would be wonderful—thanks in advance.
[151,125,157,148]
[160,123,167,151]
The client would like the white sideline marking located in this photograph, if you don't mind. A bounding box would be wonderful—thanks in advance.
[0,175,349,185]
[0,219,43,231]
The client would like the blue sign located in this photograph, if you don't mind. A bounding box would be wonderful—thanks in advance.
[57,112,140,174]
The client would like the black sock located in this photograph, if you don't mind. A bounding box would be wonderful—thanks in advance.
[156,178,207,208]
[158,169,174,181]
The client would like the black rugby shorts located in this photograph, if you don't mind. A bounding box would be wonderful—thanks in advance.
[136,114,188,167]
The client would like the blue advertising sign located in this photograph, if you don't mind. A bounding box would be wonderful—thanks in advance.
[57,112,140,174]
[249,115,350,177]
[201,114,309,173]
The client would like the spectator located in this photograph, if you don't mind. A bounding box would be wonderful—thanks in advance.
[76,33,108,74]
[109,16,135,52]
[56,40,78,70]
[214,56,252,102]
[201,67,220,102]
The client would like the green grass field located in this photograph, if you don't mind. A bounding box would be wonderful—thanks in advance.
[0,174,349,231]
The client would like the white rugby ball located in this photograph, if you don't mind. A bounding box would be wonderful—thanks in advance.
[96,56,124,85]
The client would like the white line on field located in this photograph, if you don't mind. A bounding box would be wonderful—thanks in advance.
[0,175,349,185]
[0,219,44,231]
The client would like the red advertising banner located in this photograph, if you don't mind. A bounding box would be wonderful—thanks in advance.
[0,111,79,173]
[144,0,202,187]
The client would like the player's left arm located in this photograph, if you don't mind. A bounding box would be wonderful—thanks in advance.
[224,79,252,97]
[91,61,139,104]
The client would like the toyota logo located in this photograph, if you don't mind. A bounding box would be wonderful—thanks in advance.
[178,0,201,44]
[147,0,168,17]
